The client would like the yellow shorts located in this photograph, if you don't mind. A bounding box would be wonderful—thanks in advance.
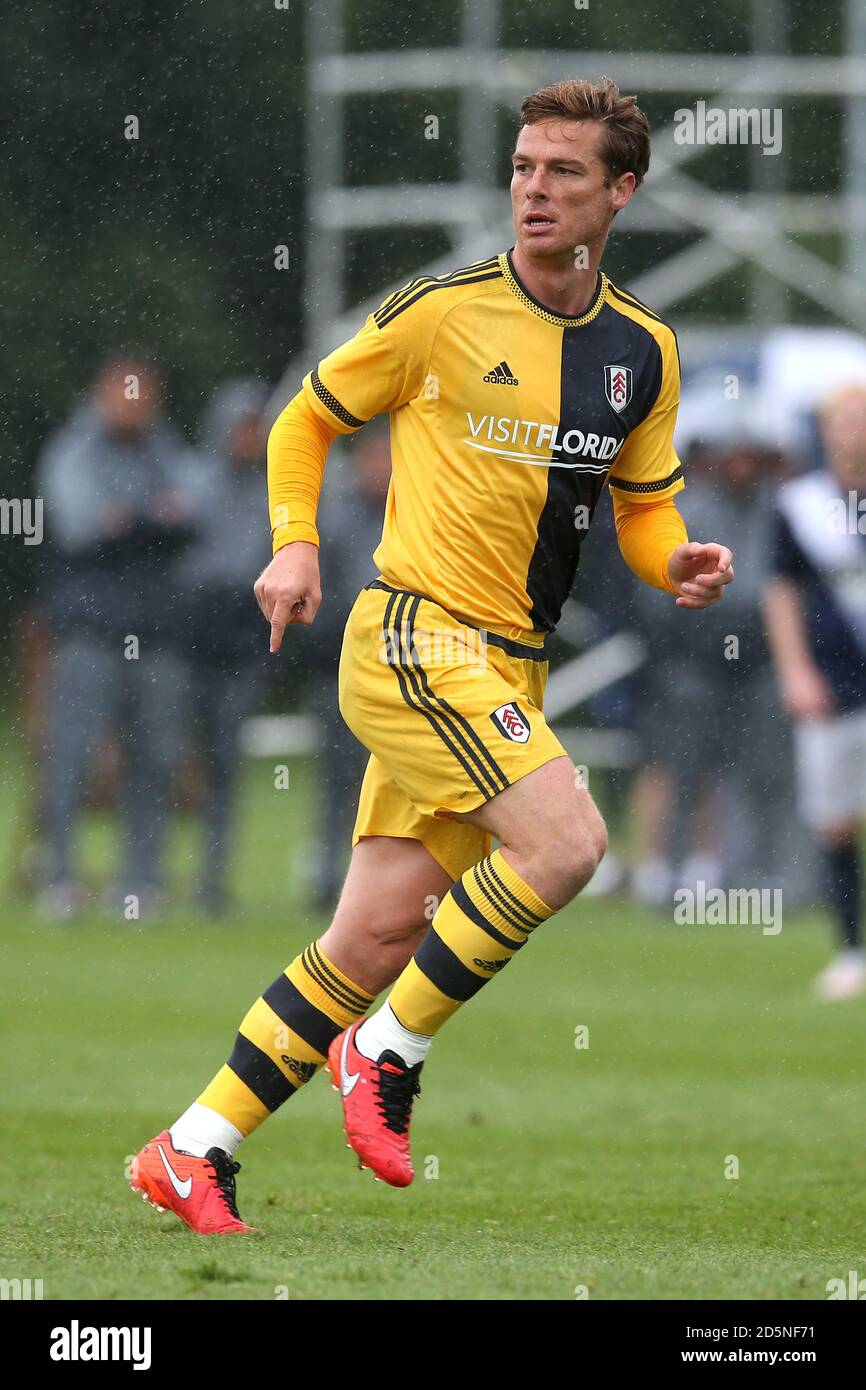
[338,580,567,882]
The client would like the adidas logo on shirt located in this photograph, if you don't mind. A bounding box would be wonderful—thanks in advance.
[483,360,519,386]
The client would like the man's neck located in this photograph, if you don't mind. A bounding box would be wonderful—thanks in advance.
[510,242,605,317]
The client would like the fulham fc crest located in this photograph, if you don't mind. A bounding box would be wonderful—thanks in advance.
[604,364,633,412]
[490,701,530,743]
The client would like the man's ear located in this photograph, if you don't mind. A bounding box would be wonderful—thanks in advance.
[610,170,636,216]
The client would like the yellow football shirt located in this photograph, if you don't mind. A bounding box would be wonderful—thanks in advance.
[302,249,684,643]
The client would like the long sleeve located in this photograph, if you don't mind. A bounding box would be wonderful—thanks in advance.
[38,431,110,555]
[611,490,688,594]
[267,390,341,552]
[268,274,443,554]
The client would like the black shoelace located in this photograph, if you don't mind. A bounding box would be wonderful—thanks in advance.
[206,1148,243,1219]
[374,1053,423,1135]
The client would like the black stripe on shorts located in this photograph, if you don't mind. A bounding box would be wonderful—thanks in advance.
[402,596,511,794]
[382,591,506,800]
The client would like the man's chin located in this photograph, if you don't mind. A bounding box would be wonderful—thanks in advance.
[515,232,575,265]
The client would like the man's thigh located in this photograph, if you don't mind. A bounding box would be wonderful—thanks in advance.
[329,835,453,936]
[454,751,603,852]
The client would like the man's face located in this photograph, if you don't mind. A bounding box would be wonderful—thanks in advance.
[821,389,866,491]
[356,432,392,501]
[94,364,159,436]
[510,118,635,266]
[228,414,266,466]
[720,447,763,493]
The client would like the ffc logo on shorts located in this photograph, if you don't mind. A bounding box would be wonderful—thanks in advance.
[490,701,530,743]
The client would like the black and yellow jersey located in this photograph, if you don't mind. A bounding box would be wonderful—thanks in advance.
[301,248,684,644]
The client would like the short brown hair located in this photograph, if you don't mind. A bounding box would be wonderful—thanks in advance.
[519,77,651,188]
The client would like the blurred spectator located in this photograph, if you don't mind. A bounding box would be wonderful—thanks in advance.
[308,419,392,910]
[36,356,197,919]
[627,424,806,904]
[8,600,51,897]
[177,379,273,916]
[764,383,866,1001]
[565,492,640,896]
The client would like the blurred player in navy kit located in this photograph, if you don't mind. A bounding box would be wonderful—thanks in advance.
[765,383,866,1000]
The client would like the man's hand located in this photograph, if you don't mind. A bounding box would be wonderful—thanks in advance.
[779,664,836,721]
[150,489,191,526]
[667,541,734,609]
[101,501,136,537]
[253,541,322,653]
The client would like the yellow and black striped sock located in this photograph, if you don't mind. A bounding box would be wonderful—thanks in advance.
[197,941,374,1137]
[388,848,554,1036]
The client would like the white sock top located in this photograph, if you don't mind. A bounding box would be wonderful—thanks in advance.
[355,1001,432,1068]
[170,1102,244,1160]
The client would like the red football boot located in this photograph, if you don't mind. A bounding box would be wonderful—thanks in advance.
[327,1023,422,1188]
[129,1129,256,1235]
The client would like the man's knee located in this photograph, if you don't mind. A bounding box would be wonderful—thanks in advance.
[555,803,608,902]
[323,836,451,961]
[319,893,432,998]
[514,797,608,909]
[361,911,430,950]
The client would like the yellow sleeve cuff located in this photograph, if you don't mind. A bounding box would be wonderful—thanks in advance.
[271,520,321,552]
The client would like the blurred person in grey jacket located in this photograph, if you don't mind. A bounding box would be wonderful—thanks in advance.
[308,420,392,911]
[36,356,198,919]
[177,379,274,916]
[628,418,809,904]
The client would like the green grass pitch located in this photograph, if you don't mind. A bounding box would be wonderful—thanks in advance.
[1,753,864,1301]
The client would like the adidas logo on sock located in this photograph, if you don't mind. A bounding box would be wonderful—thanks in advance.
[483,360,519,385]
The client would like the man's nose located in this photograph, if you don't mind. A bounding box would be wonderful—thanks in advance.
[525,169,548,197]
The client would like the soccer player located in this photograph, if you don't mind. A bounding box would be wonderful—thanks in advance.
[764,383,866,1002]
[130,78,733,1233]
